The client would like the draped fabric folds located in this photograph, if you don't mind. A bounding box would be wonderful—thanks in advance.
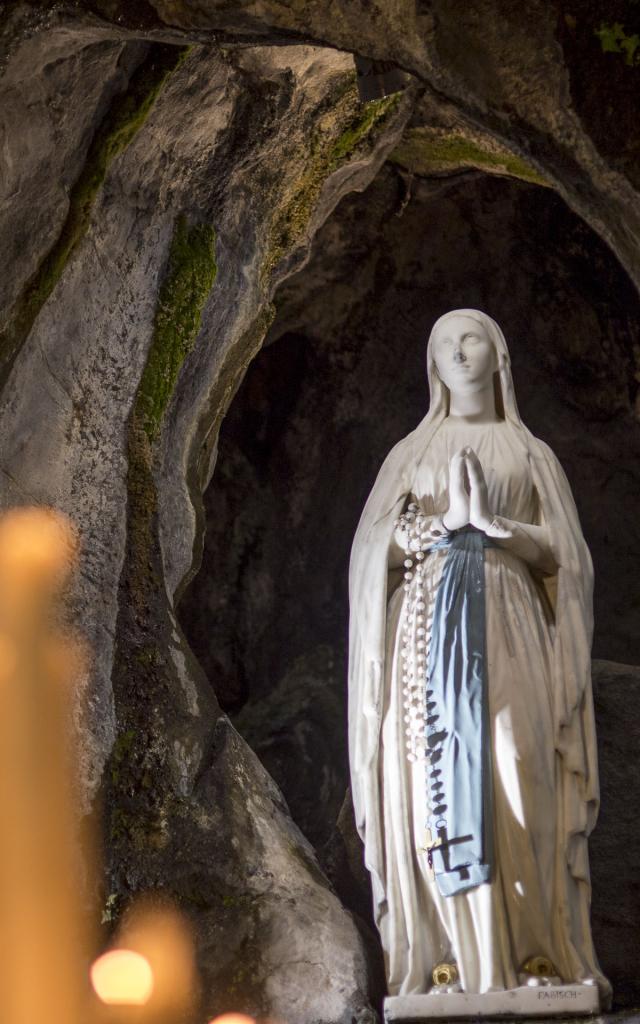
[347,310,610,1000]
[426,529,493,897]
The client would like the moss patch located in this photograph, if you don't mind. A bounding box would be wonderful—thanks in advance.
[109,728,136,786]
[123,212,217,618]
[595,22,640,65]
[0,44,187,378]
[262,81,402,281]
[136,216,218,444]
[330,90,401,165]
[389,128,549,186]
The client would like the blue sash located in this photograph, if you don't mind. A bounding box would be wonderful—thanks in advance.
[424,528,494,897]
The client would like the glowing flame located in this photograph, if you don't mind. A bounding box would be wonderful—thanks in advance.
[90,948,154,1006]
[0,508,77,584]
[209,1015,257,1024]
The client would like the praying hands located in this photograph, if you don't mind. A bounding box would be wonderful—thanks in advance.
[444,447,512,538]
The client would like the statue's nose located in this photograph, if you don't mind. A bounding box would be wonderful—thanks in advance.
[453,348,466,363]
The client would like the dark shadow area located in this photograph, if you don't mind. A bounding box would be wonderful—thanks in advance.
[179,164,640,1004]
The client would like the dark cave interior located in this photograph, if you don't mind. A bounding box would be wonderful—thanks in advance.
[181,164,640,847]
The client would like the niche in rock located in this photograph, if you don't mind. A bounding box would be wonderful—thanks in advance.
[179,164,640,859]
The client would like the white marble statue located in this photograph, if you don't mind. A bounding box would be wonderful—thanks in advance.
[348,309,610,1014]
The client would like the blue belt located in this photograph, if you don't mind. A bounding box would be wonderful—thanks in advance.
[424,528,494,897]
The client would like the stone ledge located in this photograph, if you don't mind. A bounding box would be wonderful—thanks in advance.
[384,984,600,1020]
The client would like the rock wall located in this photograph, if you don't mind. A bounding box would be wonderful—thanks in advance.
[0,12,411,1022]
[82,0,640,290]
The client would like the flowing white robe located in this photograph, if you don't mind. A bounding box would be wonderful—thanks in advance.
[348,310,610,1005]
[380,419,589,994]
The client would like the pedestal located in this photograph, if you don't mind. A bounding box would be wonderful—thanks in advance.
[384,984,600,1021]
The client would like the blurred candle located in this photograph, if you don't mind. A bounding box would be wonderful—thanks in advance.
[0,508,88,1024]
[0,505,200,1024]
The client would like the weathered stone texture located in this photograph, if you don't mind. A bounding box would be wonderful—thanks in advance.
[0,24,137,322]
[591,660,640,1010]
[0,11,414,1020]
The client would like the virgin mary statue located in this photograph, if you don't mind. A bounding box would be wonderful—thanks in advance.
[348,309,610,1004]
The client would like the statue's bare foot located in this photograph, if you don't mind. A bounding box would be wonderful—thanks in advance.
[579,976,598,987]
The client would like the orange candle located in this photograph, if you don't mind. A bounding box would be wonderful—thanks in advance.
[0,508,89,1024]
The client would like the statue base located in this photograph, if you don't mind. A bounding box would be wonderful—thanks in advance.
[384,984,599,1021]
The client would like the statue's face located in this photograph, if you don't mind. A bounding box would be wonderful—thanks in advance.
[432,315,497,394]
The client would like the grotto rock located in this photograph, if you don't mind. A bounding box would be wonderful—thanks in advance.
[234,646,347,849]
[0,15,411,1020]
[590,660,640,1009]
[73,0,640,291]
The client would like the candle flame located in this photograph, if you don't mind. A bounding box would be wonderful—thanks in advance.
[90,948,154,1006]
[209,1015,257,1024]
[102,898,197,1019]
[0,507,77,584]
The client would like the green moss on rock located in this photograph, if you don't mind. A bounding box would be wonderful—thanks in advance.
[595,22,640,65]
[263,82,402,280]
[123,212,217,615]
[136,216,218,444]
[109,728,136,786]
[329,91,401,166]
[0,44,187,377]
[389,127,549,187]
